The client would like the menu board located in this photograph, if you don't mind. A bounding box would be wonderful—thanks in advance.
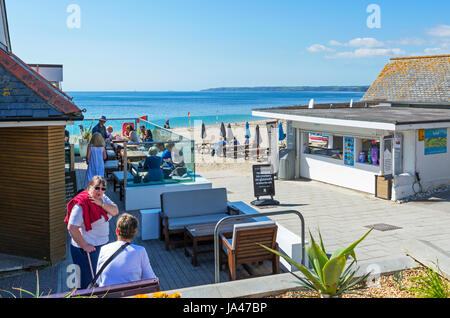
[253,164,275,198]
[383,135,393,176]
[344,137,355,166]
[65,171,77,203]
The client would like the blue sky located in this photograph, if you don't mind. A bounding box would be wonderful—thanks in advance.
[5,0,450,91]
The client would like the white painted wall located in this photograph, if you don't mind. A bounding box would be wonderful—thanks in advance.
[125,176,212,211]
[300,154,380,194]
[393,128,450,200]
[415,128,450,191]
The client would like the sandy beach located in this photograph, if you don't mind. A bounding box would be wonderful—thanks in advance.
[171,119,286,175]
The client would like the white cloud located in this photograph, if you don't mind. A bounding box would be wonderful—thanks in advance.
[326,48,405,59]
[388,37,429,46]
[424,47,450,55]
[347,37,385,48]
[427,24,450,38]
[307,44,335,52]
[328,40,344,46]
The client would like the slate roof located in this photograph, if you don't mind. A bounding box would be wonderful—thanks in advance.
[0,48,83,121]
[361,55,450,105]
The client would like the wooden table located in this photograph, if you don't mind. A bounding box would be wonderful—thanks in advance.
[124,150,147,162]
[184,220,250,266]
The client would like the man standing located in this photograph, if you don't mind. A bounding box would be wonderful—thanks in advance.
[92,116,107,139]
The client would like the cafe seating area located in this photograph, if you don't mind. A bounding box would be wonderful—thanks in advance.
[66,117,197,201]
[65,117,287,289]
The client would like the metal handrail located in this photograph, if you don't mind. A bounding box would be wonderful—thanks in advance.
[214,210,305,283]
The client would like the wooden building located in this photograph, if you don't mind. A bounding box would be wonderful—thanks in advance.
[0,44,83,262]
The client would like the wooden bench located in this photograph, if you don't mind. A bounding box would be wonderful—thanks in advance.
[44,278,160,298]
[104,160,119,178]
[112,171,133,200]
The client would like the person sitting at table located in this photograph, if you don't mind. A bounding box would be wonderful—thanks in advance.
[95,213,157,287]
[161,142,175,168]
[125,125,141,143]
[139,125,147,139]
[106,126,116,141]
[155,142,165,154]
[143,146,164,182]
[144,129,154,142]
[85,133,107,186]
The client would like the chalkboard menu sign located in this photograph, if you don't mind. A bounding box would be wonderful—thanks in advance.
[65,171,77,203]
[253,164,275,198]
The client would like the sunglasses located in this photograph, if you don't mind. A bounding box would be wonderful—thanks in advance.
[94,186,106,191]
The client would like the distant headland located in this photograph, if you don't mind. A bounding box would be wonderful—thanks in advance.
[201,86,369,92]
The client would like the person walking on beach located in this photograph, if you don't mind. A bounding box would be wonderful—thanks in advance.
[65,176,119,289]
[94,213,157,287]
[85,133,107,186]
[164,119,170,129]
[92,116,108,140]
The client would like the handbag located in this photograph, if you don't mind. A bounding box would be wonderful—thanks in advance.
[87,242,130,288]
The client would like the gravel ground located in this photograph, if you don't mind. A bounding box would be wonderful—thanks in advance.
[270,268,448,298]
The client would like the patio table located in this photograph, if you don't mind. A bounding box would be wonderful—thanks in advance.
[184,220,251,266]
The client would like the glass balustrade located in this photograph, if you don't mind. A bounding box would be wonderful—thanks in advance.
[66,117,195,187]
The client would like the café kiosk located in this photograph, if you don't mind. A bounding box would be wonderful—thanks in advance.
[253,55,450,201]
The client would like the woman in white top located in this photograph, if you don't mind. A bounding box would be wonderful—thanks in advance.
[96,213,156,287]
[65,176,119,289]
[85,132,107,186]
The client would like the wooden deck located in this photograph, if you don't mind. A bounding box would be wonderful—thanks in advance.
[73,158,281,291]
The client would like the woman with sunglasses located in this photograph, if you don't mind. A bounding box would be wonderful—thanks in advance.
[65,176,119,289]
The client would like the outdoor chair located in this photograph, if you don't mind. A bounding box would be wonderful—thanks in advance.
[219,221,279,281]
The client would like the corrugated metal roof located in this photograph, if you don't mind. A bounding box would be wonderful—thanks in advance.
[361,55,450,105]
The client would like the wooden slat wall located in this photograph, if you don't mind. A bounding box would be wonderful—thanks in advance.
[0,126,66,263]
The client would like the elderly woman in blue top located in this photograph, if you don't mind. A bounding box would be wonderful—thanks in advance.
[143,146,164,182]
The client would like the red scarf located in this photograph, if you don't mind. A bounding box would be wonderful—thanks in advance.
[65,191,109,232]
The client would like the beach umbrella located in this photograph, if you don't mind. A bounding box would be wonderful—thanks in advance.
[278,122,286,141]
[255,125,261,147]
[255,124,261,160]
[201,122,207,139]
[245,121,251,139]
[220,122,226,140]
[226,123,234,141]
[308,98,314,109]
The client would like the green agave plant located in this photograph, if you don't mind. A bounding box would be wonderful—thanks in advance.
[260,227,373,297]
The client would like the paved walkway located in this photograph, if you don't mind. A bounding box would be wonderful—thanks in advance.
[201,167,450,265]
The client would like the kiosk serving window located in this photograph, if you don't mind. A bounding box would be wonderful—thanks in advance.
[304,131,380,166]
[305,132,343,160]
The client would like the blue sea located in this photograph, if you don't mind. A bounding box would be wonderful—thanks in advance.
[68,91,364,128]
